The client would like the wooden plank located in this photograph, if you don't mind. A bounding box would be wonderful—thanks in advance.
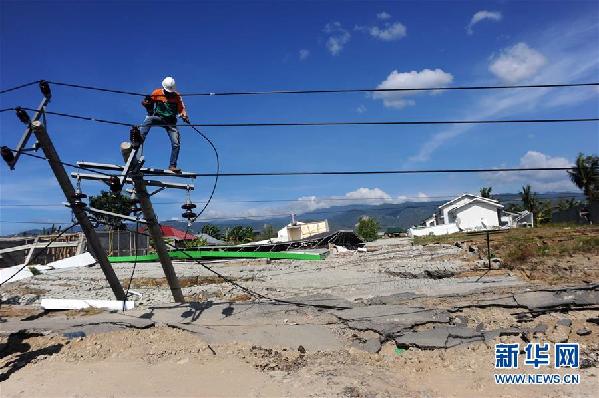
[0,241,80,255]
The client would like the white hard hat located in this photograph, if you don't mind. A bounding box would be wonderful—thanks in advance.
[162,76,177,92]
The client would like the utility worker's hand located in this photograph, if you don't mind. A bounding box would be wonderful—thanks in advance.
[181,114,190,124]
[142,96,154,115]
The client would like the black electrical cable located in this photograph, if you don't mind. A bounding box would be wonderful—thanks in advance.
[0,80,41,95]
[0,221,80,288]
[184,121,220,221]
[180,118,599,127]
[6,107,599,128]
[39,80,599,97]
[12,147,576,178]
[173,166,576,178]
[12,150,113,177]
[123,218,140,311]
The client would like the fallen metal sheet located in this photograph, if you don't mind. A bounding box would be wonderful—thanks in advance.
[108,249,325,263]
[40,298,135,311]
[0,264,34,284]
[43,252,96,270]
[176,231,364,253]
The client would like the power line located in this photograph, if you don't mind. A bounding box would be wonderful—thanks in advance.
[175,118,599,128]
[7,147,576,177]
[175,167,575,178]
[0,80,41,95]
[0,220,72,224]
[36,80,599,97]
[3,108,598,128]
[14,150,113,177]
[0,193,583,208]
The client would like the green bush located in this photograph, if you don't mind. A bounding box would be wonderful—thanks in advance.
[356,216,380,242]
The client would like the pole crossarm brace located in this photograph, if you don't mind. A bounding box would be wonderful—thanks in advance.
[71,172,195,190]
[62,203,148,224]
[8,97,50,169]
[77,161,198,179]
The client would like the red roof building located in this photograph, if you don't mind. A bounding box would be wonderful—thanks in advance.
[139,225,196,241]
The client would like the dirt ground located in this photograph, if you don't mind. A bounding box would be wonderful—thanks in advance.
[1,326,597,398]
[414,225,599,285]
[1,235,598,397]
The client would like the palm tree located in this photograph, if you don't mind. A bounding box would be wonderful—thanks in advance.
[568,153,599,202]
[480,187,493,199]
[520,184,536,212]
[201,224,220,239]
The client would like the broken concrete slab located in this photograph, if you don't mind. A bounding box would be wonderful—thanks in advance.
[514,286,599,311]
[350,331,381,353]
[557,318,573,327]
[0,312,154,336]
[395,325,529,349]
[283,294,354,309]
[576,328,591,336]
[125,301,348,351]
[395,326,483,349]
[338,306,451,337]
[363,292,422,305]
[332,304,428,321]
[458,295,520,309]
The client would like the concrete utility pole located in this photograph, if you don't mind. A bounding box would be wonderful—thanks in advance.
[30,121,126,300]
[129,158,184,303]
[69,147,192,304]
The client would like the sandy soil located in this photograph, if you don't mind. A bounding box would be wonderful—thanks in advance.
[1,326,597,398]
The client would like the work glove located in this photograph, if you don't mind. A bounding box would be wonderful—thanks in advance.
[142,96,154,115]
[181,115,190,124]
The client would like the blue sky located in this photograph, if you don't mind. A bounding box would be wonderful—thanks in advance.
[1,0,598,234]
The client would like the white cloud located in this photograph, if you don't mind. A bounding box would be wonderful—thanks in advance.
[356,104,366,113]
[191,187,436,222]
[373,68,454,109]
[368,22,407,41]
[489,42,547,83]
[408,19,599,163]
[486,151,576,192]
[377,11,391,20]
[345,187,392,201]
[323,22,350,56]
[467,10,502,34]
[298,49,310,60]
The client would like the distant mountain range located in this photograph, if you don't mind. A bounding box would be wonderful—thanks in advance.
[164,192,586,233]
[8,192,585,236]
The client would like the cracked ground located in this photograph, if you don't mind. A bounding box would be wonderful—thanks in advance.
[1,237,598,397]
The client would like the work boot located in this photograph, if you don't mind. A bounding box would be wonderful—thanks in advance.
[168,165,181,173]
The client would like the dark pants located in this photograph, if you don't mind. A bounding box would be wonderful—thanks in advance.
[139,115,180,167]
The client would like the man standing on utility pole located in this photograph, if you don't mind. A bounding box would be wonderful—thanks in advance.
[140,76,190,172]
